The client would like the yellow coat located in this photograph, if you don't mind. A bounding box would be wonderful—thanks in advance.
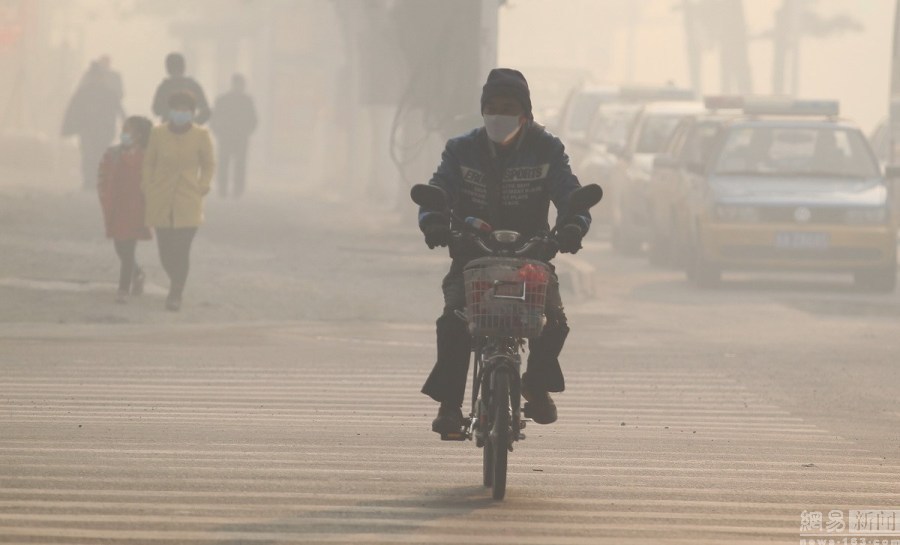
[141,124,215,228]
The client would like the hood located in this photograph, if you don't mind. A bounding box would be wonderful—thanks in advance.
[709,176,888,207]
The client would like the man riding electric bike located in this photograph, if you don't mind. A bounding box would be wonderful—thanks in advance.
[418,68,591,435]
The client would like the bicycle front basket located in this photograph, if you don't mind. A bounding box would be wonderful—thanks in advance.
[462,257,550,338]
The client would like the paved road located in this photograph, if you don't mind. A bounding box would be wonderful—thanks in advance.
[1,188,899,543]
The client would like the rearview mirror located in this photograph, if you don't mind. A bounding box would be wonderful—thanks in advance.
[567,184,603,215]
[410,184,448,212]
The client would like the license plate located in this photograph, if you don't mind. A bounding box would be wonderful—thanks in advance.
[774,232,830,250]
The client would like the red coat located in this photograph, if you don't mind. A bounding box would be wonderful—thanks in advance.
[98,146,152,241]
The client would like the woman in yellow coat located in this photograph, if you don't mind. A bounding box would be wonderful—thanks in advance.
[142,91,214,311]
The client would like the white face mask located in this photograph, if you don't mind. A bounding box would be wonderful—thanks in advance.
[484,114,522,144]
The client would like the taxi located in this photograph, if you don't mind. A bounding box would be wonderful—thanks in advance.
[679,99,897,291]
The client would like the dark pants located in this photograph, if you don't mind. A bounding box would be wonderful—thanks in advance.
[421,260,569,407]
[113,240,140,293]
[217,138,249,197]
[155,227,197,299]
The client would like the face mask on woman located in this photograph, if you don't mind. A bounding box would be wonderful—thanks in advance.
[484,114,523,145]
[169,110,194,127]
[120,132,134,147]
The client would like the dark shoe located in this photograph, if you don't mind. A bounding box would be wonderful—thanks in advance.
[165,295,181,312]
[523,385,558,425]
[131,268,145,296]
[431,403,464,435]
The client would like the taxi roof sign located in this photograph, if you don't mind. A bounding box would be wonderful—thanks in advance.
[704,95,744,110]
[743,98,840,117]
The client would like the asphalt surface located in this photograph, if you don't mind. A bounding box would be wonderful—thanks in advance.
[1,183,899,544]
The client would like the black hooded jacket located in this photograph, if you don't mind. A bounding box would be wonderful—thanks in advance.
[419,123,590,245]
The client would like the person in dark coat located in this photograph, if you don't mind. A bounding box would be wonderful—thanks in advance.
[151,52,211,125]
[97,116,154,303]
[62,60,124,190]
[97,55,125,120]
[210,74,257,197]
[417,68,591,435]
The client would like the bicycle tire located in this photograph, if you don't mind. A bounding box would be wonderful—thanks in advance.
[491,369,510,500]
[482,437,493,487]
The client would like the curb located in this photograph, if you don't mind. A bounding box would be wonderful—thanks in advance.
[555,253,596,301]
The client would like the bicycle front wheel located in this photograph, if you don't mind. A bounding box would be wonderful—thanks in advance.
[482,437,493,488]
[491,370,510,500]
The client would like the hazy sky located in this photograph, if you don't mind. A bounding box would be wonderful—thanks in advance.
[69,1,894,136]
[499,0,893,132]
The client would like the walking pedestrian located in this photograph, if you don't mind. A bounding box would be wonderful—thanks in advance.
[97,55,126,120]
[210,74,257,197]
[142,91,215,311]
[97,116,154,303]
[62,59,124,190]
[151,53,211,125]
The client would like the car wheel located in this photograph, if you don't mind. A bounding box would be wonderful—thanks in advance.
[694,263,722,289]
[647,231,670,267]
[687,239,721,289]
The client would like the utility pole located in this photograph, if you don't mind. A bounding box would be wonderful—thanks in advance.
[771,0,862,96]
[718,0,753,94]
[682,0,702,93]
[681,0,752,95]
[772,0,801,95]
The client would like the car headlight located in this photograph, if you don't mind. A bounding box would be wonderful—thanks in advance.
[845,208,888,224]
[715,205,760,223]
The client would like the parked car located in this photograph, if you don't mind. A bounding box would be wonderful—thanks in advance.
[607,100,705,253]
[869,118,889,167]
[554,84,619,171]
[672,98,897,291]
[575,102,642,222]
[575,85,697,224]
[646,96,747,265]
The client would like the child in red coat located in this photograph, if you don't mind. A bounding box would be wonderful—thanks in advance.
[98,116,154,303]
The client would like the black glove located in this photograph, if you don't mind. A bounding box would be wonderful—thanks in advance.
[556,224,584,254]
[421,215,451,249]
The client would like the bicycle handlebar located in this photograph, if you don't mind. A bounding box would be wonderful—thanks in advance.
[449,231,556,260]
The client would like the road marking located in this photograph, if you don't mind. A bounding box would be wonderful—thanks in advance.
[2,345,899,544]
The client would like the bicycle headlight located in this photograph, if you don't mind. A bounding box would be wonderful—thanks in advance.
[715,205,760,223]
[844,207,888,224]
[492,230,521,244]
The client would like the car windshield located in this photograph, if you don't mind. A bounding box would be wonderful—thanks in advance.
[715,126,880,178]
[589,107,638,147]
[635,115,683,154]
